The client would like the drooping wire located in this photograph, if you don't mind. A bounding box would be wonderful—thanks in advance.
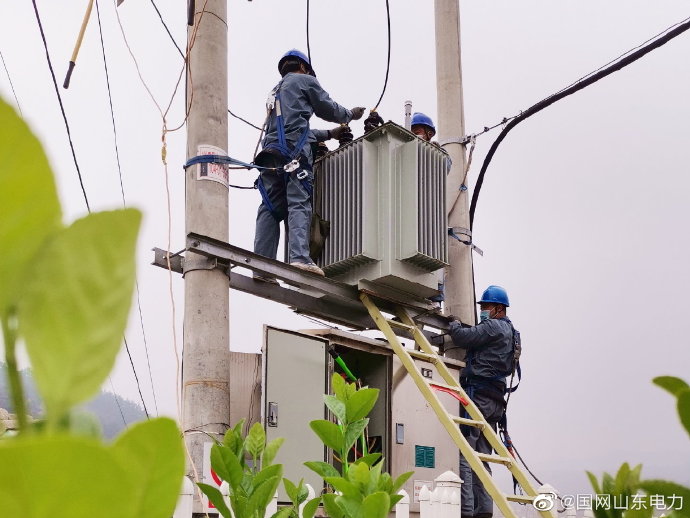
[0,49,23,116]
[96,0,159,416]
[108,376,128,427]
[228,109,262,131]
[469,15,690,230]
[306,0,312,64]
[31,0,90,213]
[372,0,391,111]
[149,0,185,59]
[124,337,150,418]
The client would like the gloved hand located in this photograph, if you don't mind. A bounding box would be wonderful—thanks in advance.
[350,107,366,121]
[328,125,350,140]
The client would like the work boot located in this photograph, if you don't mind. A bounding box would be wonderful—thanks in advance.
[289,262,325,277]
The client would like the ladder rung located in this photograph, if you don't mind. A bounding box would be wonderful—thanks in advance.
[506,495,535,504]
[406,349,439,363]
[450,415,485,429]
[476,453,514,466]
[386,319,415,332]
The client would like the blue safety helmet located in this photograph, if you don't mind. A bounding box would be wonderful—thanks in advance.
[411,112,436,135]
[478,285,510,307]
[278,49,315,77]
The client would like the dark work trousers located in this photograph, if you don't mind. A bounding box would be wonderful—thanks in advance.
[253,153,314,265]
[460,388,506,517]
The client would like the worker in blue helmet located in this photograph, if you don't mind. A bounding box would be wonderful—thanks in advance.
[411,112,436,142]
[445,285,522,518]
[253,49,366,278]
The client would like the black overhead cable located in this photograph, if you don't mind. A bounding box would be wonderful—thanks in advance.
[0,49,23,116]
[372,0,391,111]
[306,0,312,64]
[148,0,262,132]
[109,376,128,427]
[124,337,151,418]
[96,0,159,417]
[31,0,90,213]
[469,15,690,230]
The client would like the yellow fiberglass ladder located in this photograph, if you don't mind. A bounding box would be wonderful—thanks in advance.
[359,292,555,518]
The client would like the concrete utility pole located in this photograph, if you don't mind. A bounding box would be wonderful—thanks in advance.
[434,0,476,327]
[183,1,230,514]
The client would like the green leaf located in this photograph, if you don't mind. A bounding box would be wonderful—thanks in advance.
[653,377,690,397]
[18,209,141,421]
[198,483,233,518]
[345,388,379,422]
[302,496,321,518]
[270,507,294,518]
[254,464,283,494]
[224,426,244,458]
[322,494,346,518]
[390,494,404,507]
[588,471,602,495]
[361,491,390,518]
[324,395,347,423]
[264,437,285,466]
[336,495,363,518]
[354,453,382,467]
[304,460,340,478]
[212,444,244,490]
[639,480,690,518]
[296,480,309,504]
[284,478,300,504]
[110,418,185,518]
[343,418,369,452]
[614,463,631,494]
[325,476,360,498]
[0,98,62,316]
[332,373,348,402]
[348,460,370,489]
[392,471,414,493]
[310,420,344,452]
[66,409,103,438]
[246,421,267,459]
[248,475,281,515]
[0,435,134,518]
[678,391,690,438]
[367,460,383,493]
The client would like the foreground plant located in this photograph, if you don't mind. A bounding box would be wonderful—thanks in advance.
[0,98,185,518]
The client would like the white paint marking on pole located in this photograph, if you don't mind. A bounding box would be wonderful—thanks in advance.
[197,144,229,187]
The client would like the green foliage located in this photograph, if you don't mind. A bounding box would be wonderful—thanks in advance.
[0,97,185,518]
[587,377,690,518]
[197,419,284,518]
[302,373,413,518]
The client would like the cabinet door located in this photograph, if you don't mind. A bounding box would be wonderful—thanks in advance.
[263,327,328,501]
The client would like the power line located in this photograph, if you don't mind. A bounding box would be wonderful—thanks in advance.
[228,109,262,131]
[96,0,159,416]
[0,49,23,116]
[124,337,150,418]
[31,0,91,213]
[469,15,690,230]
[306,0,312,64]
[108,376,128,428]
[149,0,184,59]
[372,0,391,111]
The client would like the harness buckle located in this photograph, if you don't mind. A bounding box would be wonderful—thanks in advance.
[283,159,300,173]
[296,169,308,180]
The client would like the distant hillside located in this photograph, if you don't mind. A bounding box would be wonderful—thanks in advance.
[0,362,146,438]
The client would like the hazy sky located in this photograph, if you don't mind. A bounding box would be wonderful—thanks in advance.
[2,0,689,499]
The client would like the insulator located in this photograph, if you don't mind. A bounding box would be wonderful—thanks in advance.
[338,125,353,147]
[363,110,384,133]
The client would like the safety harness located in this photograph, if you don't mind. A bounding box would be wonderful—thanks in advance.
[255,80,313,219]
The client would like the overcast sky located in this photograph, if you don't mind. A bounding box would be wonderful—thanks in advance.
[2,0,689,499]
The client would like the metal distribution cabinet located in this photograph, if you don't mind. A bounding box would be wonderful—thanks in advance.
[263,326,463,514]
[313,122,449,299]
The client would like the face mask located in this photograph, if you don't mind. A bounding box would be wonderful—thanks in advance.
[480,310,491,322]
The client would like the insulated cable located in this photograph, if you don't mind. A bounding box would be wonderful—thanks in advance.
[306,0,312,64]
[108,376,128,428]
[372,0,391,112]
[469,15,690,230]
[31,0,91,213]
[63,0,94,88]
[124,337,150,418]
[96,0,159,416]
[0,49,23,116]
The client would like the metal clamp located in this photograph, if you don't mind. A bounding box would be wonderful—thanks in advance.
[284,159,300,173]
[182,256,221,277]
[448,227,484,256]
[296,169,308,180]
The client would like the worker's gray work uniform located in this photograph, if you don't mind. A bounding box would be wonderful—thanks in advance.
[254,73,352,265]
[447,317,516,518]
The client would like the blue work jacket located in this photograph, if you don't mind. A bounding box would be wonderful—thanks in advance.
[448,317,515,382]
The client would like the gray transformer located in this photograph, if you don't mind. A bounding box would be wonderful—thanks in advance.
[313,122,449,299]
